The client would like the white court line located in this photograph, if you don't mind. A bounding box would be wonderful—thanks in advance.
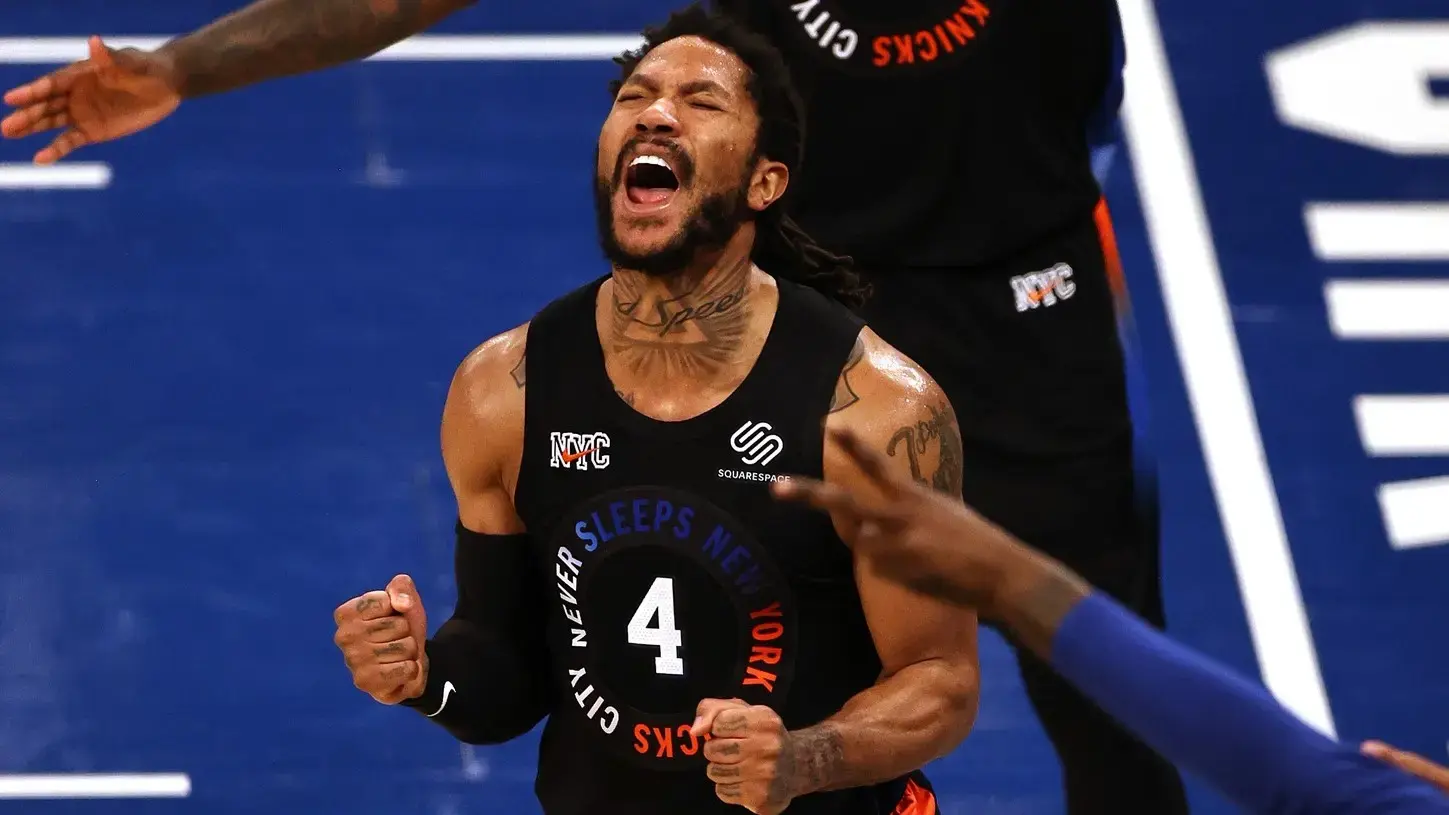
[1326,279,1449,339]
[1354,395,1449,456]
[1307,202,1449,261]
[1116,0,1336,735]
[0,35,637,188]
[1378,477,1449,550]
[0,773,191,799]
[0,162,111,189]
[0,34,642,64]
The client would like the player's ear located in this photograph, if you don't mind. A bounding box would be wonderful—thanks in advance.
[747,157,788,212]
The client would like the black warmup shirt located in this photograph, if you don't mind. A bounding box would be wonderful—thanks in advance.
[513,276,927,814]
[718,0,1118,268]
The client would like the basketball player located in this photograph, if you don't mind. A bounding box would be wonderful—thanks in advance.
[3,3,1181,811]
[331,9,978,814]
[774,429,1449,815]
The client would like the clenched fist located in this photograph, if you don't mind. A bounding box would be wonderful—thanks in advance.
[333,574,429,704]
[693,698,800,815]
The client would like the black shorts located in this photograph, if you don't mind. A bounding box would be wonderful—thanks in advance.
[859,206,1157,607]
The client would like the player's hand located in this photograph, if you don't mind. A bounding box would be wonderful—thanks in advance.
[1362,740,1449,794]
[773,427,1020,614]
[693,698,799,814]
[333,574,430,705]
[1,36,182,164]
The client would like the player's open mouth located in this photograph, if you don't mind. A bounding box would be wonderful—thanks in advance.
[623,154,680,213]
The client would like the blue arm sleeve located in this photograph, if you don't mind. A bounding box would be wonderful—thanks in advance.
[1050,593,1449,814]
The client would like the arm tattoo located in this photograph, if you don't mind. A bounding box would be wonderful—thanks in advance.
[373,641,409,658]
[608,257,752,380]
[885,402,963,495]
[776,724,845,799]
[510,353,526,389]
[828,336,864,414]
[162,0,471,98]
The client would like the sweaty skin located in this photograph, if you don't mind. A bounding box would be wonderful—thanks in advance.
[447,263,979,802]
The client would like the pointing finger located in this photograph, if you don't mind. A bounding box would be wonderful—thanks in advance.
[827,427,902,494]
[771,476,865,519]
[1362,741,1449,791]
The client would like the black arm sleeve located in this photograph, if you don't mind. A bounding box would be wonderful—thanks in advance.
[399,522,554,745]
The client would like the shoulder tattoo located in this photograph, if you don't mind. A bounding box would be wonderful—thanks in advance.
[510,352,526,389]
[885,401,963,496]
[828,336,865,414]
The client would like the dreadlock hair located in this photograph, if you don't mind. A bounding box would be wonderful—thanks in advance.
[610,3,871,312]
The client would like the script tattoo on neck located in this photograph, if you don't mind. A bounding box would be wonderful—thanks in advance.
[608,258,752,379]
[828,336,865,414]
[886,402,964,496]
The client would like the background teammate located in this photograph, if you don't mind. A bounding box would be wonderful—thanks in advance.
[774,429,1449,815]
[333,8,979,813]
[2,1,1182,810]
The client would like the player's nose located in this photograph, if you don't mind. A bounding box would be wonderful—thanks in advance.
[634,98,680,135]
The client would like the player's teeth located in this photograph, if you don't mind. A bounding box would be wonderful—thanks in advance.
[629,155,672,171]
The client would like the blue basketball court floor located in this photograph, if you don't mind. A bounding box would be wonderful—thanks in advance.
[2,1,1446,812]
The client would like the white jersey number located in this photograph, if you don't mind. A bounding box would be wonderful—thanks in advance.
[626,577,685,676]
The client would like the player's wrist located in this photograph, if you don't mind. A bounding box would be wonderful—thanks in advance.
[142,46,189,98]
[991,550,1091,658]
[780,725,838,799]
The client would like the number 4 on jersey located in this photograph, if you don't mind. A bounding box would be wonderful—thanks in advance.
[627,577,685,676]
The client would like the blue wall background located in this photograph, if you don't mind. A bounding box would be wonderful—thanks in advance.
[2,1,1446,813]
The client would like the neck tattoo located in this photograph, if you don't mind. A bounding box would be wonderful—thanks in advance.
[608,257,753,380]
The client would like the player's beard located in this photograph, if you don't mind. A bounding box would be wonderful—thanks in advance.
[593,148,753,278]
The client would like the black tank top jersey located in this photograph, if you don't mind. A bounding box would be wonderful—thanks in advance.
[514,276,919,815]
[715,0,1117,269]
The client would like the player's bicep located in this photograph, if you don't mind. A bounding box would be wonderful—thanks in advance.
[441,327,528,535]
[855,422,975,672]
[823,342,975,671]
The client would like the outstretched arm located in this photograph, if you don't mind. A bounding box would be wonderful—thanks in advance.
[162,0,477,98]
[775,430,1449,815]
[3,0,477,163]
